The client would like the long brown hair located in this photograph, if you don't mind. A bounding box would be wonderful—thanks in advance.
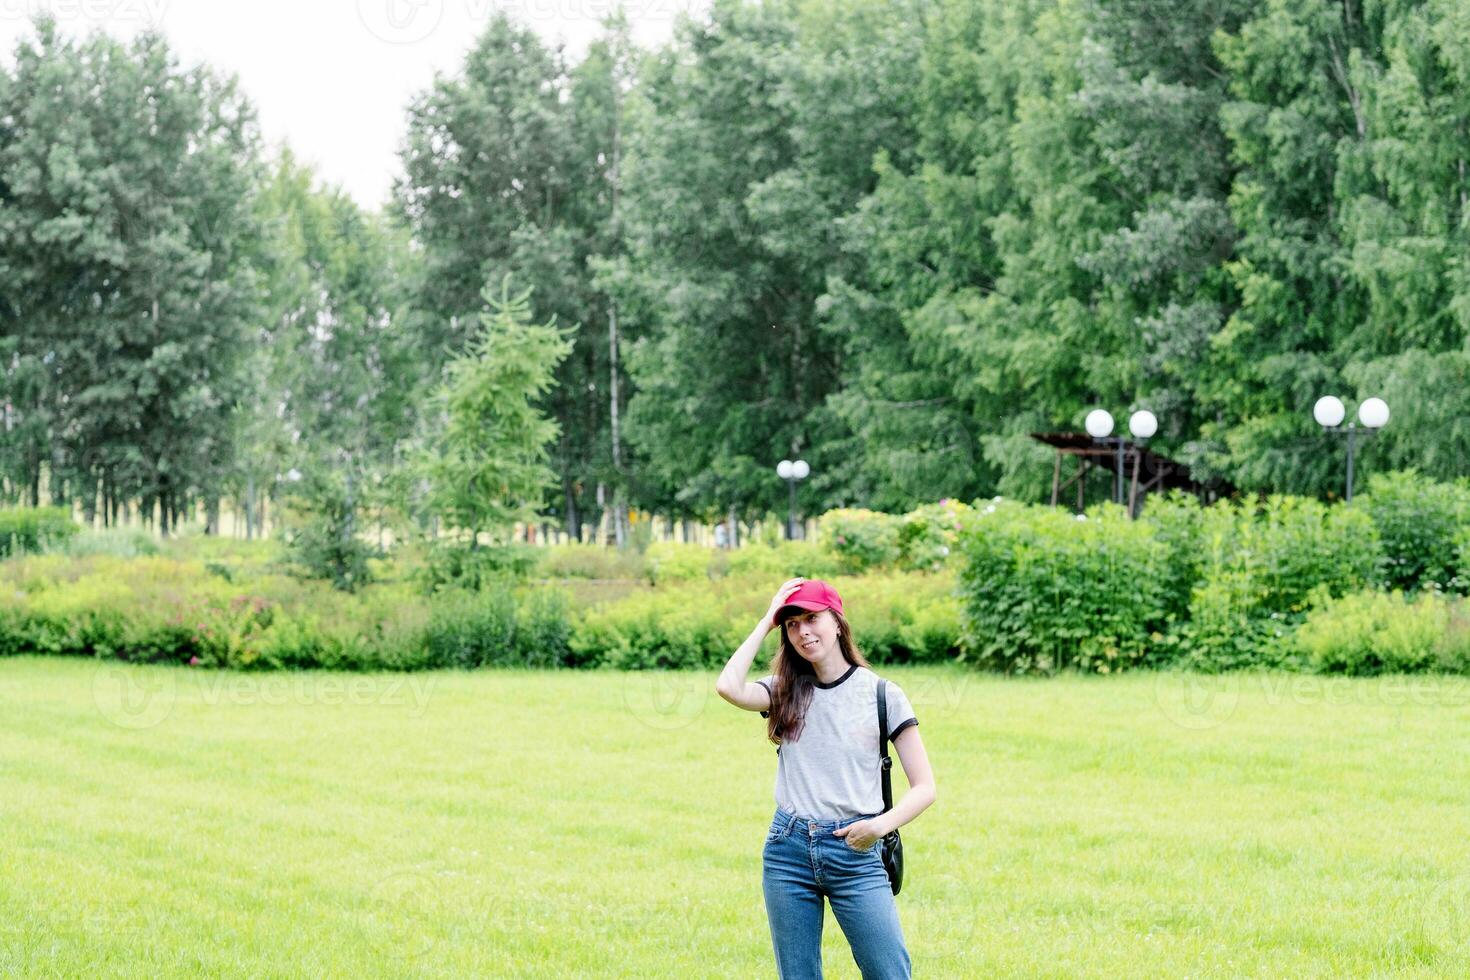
[765,608,870,746]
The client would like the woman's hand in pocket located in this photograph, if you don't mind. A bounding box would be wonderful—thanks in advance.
[834,818,883,851]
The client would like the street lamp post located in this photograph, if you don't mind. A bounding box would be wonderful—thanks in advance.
[1313,396,1389,501]
[776,459,810,539]
[1085,408,1158,514]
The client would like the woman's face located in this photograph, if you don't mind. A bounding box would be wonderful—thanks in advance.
[784,608,840,663]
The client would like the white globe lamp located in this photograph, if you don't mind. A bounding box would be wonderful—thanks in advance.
[1358,398,1390,429]
[1085,409,1114,439]
[1313,396,1346,428]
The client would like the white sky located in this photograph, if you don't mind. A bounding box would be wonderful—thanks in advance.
[0,0,705,209]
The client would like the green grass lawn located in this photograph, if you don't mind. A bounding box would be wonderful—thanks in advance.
[4,657,1470,978]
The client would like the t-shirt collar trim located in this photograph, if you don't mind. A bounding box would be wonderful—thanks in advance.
[814,663,858,689]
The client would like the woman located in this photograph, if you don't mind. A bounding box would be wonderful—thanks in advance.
[715,577,937,979]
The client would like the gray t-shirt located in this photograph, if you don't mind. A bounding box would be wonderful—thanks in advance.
[756,665,918,821]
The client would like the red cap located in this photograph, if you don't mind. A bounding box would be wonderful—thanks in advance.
[772,579,845,627]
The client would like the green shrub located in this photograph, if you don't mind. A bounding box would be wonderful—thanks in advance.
[0,507,78,557]
[416,543,537,593]
[1359,470,1470,592]
[425,590,517,668]
[642,540,844,586]
[165,535,281,573]
[1251,495,1381,614]
[643,541,712,585]
[629,516,654,554]
[0,552,570,672]
[720,541,843,581]
[570,586,742,670]
[1139,492,1211,620]
[757,513,786,547]
[1287,589,1470,674]
[423,586,572,669]
[283,517,376,591]
[955,502,1168,673]
[896,500,973,572]
[836,573,962,663]
[1456,527,1470,593]
[568,571,960,670]
[54,527,159,558]
[1155,496,1381,670]
[534,543,644,580]
[1160,569,1283,672]
[818,509,902,573]
[515,589,574,668]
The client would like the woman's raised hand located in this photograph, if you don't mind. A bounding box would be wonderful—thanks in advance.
[764,578,806,626]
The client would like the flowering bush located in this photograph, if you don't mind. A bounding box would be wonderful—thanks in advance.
[896,499,974,572]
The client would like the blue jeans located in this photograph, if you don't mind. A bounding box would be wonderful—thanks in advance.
[761,806,912,979]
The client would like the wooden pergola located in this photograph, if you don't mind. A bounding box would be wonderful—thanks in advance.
[1030,432,1234,517]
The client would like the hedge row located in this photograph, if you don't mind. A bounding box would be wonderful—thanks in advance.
[8,468,1470,676]
[0,553,956,672]
[954,486,1452,674]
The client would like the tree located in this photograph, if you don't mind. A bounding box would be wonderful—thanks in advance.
[601,0,844,524]
[424,278,571,545]
[396,11,624,541]
[0,19,264,531]
[252,151,418,583]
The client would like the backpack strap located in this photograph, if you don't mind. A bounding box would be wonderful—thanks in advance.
[877,679,893,813]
